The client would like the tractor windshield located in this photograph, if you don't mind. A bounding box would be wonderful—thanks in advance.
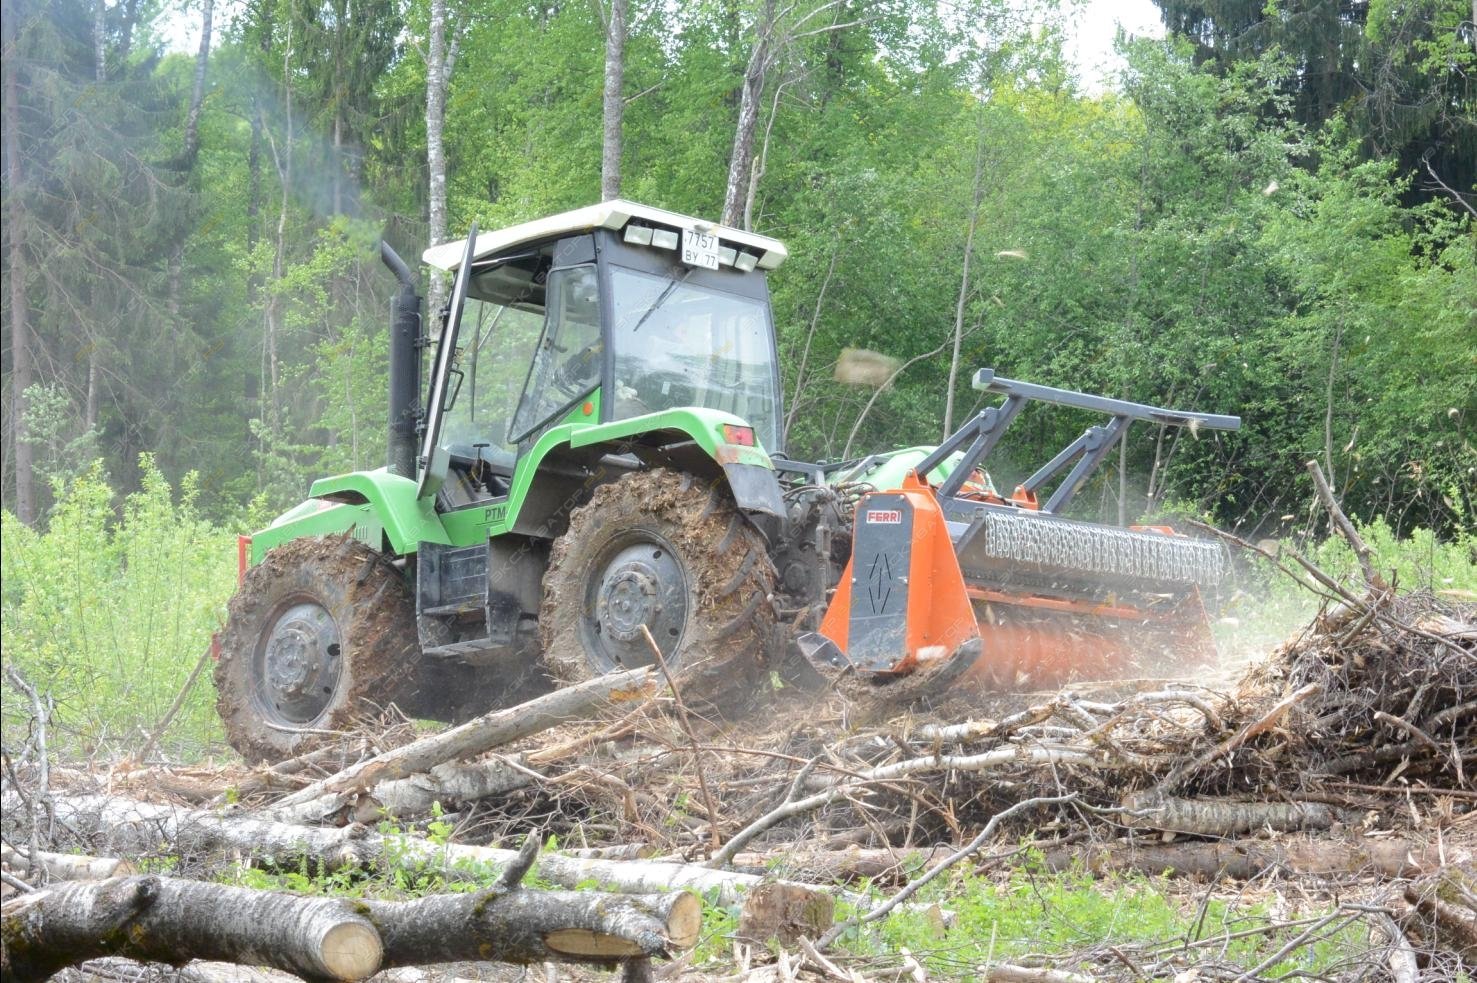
[607,266,779,450]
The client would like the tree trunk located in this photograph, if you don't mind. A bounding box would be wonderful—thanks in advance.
[1037,835,1463,882]
[943,123,986,438]
[722,2,774,228]
[269,666,653,816]
[361,880,700,966]
[426,0,449,315]
[94,0,106,81]
[17,791,795,905]
[0,844,134,882]
[181,0,214,169]
[601,0,627,199]
[3,9,36,525]
[1,876,382,982]
[1,870,701,982]
[1122,793,1341,837]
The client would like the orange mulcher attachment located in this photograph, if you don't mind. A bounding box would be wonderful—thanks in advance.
[797,368,1240,694]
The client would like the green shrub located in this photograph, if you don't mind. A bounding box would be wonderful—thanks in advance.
[1,458,237,757]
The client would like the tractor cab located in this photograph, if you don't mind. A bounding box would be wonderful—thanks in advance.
[417,201,789,511]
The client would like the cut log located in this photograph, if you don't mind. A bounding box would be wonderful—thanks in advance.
[729,846,952,883]
[1122,794,1342,836]
[57,957,299,983]
[1,867,701,981]
[0,844,134,881]
[269,667,653,816]
[1036,835,1463,880]
[362,883,700,965]
[8,791,803,906]
[1,875,382,982]
[735,882,834,948]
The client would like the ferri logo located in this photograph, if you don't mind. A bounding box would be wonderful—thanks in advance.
[865,509,903,524]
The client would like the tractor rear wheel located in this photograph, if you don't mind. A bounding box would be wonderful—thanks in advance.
[540,469,779,711]
[214,535,419,763]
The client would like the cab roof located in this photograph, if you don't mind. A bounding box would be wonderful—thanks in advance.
[421,199,789,273]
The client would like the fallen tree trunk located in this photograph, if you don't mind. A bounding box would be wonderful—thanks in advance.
[8,791,788,905]
[269,666,653,818]
[1122,794,1342,836]
[1,875,383,982]
[1036,835,1464,881]
[1,844,134,882]
[728,846,953,883]
[2,861,699,981]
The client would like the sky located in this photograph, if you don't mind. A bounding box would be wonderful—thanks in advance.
[160,0,1168,91]
[1065,0,1167,90]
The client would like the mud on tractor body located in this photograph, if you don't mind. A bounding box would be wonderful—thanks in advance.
[215,200,1240,762]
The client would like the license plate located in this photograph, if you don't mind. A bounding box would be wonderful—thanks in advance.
[681,228,720,270]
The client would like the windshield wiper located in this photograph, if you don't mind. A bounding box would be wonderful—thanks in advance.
[628,268,695,334]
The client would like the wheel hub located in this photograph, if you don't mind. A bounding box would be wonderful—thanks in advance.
[598,566,662,642]
[258,601,342,724]
[585,540,689,673]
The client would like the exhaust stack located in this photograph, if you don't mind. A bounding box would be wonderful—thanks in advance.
[380,241,422,480]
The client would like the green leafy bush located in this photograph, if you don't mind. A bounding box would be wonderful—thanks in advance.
[1,459,237,757]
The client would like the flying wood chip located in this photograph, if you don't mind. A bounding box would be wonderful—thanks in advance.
[834,347,901,387]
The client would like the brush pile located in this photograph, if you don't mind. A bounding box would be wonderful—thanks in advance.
[3,581,1473,981]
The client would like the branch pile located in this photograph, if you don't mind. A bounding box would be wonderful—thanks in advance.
[2,585,1472,981]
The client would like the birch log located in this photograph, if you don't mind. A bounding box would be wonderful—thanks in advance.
[1,870,701,981]
[1,875,382,982]
[0,844,134,881]
[9,792,785,905]
[269,666,652,818]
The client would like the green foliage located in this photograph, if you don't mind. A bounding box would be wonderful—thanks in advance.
[4,0,1471,543]
[1,460,237,755]
[827,862,1368,979]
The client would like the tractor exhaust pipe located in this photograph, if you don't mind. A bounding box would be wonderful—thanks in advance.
[380,241,422,480]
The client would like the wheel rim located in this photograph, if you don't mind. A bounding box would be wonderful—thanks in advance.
[579,533,690,674]
[253,598,344,725]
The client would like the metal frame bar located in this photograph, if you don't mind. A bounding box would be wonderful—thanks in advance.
[917,367,1240,516]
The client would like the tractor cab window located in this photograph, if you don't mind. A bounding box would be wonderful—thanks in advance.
[607,266,779,450]
[441,251,549,458]
[510,265,601,441]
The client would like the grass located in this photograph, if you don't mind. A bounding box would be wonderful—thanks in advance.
[695,859,1376,979]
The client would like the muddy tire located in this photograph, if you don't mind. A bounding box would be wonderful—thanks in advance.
[215,535,419,763]
[540,469,779,712]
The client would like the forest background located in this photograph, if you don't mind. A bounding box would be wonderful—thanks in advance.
[1,0,1474,751]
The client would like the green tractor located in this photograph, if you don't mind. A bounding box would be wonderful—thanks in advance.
[218,201,845,760]
[217,199,1238,762]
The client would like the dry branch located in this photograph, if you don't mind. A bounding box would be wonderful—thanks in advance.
[270,666,654,817]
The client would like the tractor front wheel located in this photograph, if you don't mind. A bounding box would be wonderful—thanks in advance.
[214,535,419,763]
[540,469,779,711]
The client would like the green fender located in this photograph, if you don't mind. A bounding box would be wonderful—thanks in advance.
[249,404,777,563]
[440,404,778,544]
[250,469,450,562]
